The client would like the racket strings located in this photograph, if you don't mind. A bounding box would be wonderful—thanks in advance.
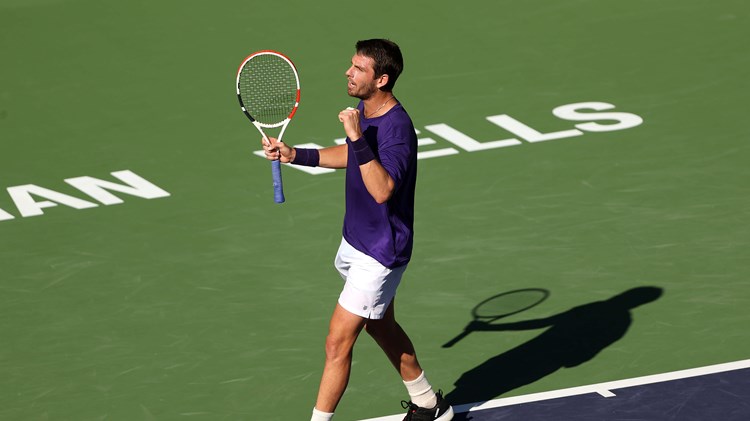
[239,54,298,125]
[473,289,549,319]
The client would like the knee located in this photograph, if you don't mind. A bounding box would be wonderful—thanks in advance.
[324,333,353,362]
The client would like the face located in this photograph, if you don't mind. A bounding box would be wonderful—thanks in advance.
[345,54,382,99]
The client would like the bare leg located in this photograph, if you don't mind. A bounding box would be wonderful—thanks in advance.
[364,299,423,382]
[314,303,367,412]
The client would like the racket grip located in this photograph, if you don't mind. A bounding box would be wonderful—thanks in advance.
[442,329,472,348]
[271,160,285,204]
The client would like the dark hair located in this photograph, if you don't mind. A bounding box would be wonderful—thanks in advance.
[355,39,403,91]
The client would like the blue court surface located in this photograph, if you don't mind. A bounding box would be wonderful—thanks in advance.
[362,359,750,421]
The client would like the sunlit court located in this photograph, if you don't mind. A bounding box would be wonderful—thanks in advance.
[1,1,748,420]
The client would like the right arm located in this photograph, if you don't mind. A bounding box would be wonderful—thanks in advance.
[263,137,347,169]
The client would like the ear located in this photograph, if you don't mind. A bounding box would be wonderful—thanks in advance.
[375,73,390,89]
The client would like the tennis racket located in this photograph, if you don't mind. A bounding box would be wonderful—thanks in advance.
[236,50,301,204]
[442,288,549,348]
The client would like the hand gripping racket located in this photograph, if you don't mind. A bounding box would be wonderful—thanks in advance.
[236,50,301,203]
[442,288,549,348]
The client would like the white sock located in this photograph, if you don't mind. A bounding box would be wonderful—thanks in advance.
[403,371,437,409]
[311,407,334,421]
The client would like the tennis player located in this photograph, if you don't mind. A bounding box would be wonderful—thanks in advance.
[262,39,453,421]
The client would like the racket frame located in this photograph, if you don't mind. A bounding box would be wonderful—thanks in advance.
[442,288,549,348]
[236,50,301,204]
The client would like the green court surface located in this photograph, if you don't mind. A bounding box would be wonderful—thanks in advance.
[1,1,748,420]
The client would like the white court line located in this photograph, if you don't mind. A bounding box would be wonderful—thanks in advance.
[358,358,750,421]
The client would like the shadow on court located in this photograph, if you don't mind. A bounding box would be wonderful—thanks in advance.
[445,286,664,413]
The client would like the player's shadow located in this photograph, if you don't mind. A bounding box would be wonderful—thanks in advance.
[445,286,664,414]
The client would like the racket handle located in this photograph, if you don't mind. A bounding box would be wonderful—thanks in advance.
[442,329,472,348]
[271,160,285,204]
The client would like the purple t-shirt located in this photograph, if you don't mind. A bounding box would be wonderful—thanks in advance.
[342,101,418,268]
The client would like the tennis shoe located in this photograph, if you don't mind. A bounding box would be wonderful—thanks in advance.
[401,390,454,421]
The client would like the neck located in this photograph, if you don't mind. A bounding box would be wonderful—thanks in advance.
[363,91,396,118]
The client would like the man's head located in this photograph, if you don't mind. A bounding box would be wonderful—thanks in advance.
[346,39,403,98]
[355,39,403,92]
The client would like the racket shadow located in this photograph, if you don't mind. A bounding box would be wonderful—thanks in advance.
[442,288,551,348]
[444,286,664,413]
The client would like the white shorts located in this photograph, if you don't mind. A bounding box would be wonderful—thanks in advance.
[334,238,407,320]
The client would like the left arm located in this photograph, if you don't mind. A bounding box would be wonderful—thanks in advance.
[339,108,395,204]
[357,159,395,204]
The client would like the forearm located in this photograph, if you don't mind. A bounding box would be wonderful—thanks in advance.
[318,144,348,169]
[291,144,348,169]
[348,137,394,204]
